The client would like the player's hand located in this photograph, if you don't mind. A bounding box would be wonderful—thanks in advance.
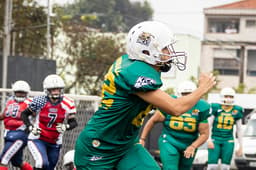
[184,145,195,158]
[56,123,70,133]
[29,125,41,136]
[198,73,216,94]
[207,141,214,149]
[139,138,146,146]
[236,147,243,157]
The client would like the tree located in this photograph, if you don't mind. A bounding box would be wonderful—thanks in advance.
[57,21,125,95]
[60,0,153,32]
[53,0,152,94]
[0,0,59,58]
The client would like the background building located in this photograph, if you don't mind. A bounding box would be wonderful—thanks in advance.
[201,0,256,90]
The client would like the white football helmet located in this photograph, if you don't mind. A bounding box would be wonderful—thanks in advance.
[176,81,197,97]
[63,150,75,166]
[220,87,235,105]
[43,74,65,99]
[12,80,30,102]
[126,21,187,72]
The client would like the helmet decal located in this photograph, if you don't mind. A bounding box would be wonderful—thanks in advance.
[136,32,154,46]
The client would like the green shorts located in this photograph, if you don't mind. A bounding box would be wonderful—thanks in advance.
[208,139,234,164]
[158,135,195,170]
[74,132,160,170]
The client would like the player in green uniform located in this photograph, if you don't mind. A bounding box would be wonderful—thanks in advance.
[207,87,243,170]
[140,81,210,170]
[74,21,216,170]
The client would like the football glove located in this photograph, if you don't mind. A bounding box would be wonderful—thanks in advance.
[56,123,70,133]
[29,125,41,136]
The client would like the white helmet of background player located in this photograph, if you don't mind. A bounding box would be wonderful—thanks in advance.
[176,81,197,97]
[12,80,30,102]
[63,150,75,168]
[43,74,65,99]
[126,21,187,72]
[220,87,236,105]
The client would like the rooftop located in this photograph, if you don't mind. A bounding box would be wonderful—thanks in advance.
[207,0,256,9]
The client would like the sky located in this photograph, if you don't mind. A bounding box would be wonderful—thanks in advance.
[144,0,241,38]
[46,0,241,38]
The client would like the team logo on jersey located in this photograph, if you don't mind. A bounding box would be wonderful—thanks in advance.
[90,156,103,161]
[49,108,58,113]
[232,110,238,115]
[217,109,222,113]
[134,76,156,88]
[136,32,154,46]
[221,113,231,116]
[92,139,100,148]
[192,109,199,116]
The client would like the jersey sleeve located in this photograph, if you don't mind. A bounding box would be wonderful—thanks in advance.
[62,96,76,114]
[117,61,162,93]
[198,99,211,123]
[233,105,244,120]
[210,103,219,117]
[29,96,47,113]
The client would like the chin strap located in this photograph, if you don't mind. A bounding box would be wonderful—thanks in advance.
[160,63,171,72]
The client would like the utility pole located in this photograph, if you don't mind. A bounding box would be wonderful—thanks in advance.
[1,0,12,151]
[47,0,51,59]
[2,0,12,90]
[239,45,245,84]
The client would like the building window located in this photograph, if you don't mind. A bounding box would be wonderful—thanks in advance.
[208,18,239,33]
[213,48,240,58]
[246,20,256,28]
[213,58,239,75]
[247,50,256,76]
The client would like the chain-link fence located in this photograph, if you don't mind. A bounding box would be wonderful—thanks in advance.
[0,88,100,169]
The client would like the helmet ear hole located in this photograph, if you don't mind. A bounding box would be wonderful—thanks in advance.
[142,50,150,55]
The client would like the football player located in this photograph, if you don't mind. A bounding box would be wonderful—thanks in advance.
[207,87,243,170]
[21,74,78,170]
[0,80,33,170]
[74,20,216,170]
[140,81,210,170]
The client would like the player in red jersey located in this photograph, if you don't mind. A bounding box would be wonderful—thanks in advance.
[21,74,78,170]
[0,80,33,170]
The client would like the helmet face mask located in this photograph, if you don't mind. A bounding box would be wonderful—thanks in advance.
[126,21,187,72]
[43,74,65,100]
[46,88,64,100]
[12,80,30,102]
[220,87,235,105]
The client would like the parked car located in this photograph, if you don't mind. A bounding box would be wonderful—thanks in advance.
[235,113,256,170]
[192,142,208,170]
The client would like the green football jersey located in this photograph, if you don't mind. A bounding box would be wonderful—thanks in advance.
[211,103,243,141]
[80,54,162,149]
[160,98,210,147]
